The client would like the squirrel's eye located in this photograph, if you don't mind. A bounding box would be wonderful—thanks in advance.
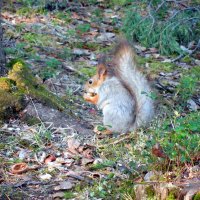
[88,79,93,84]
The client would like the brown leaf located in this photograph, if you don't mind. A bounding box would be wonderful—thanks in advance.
[11,163,28,174]
[67,138,80,150]
[81,158,94,166]
[149,48,158,53]
[152,143,167,158]
[78,145,84,153]
[72,12,81,19]
[44,155,56,164]
[82,148,94,159]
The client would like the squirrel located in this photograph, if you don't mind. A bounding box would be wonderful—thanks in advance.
[83,41,154,133]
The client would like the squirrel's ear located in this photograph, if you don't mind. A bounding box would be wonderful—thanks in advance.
[97,64,107,80]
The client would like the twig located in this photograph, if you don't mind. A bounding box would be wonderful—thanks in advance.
[1,181,51,188]
[172,39,200,62]
[147,3,155,35]
[62,62,87,78]
[98,134,132,148]
[67,173,93,184]
[155,0,166,12]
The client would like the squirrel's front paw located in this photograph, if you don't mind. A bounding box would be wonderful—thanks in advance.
[83,93,99,104]
[93,125,112,135]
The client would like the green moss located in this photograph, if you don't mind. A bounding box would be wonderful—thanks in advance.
[186,65,200,80]
[0,186,26,200]
[136,56,176,73]
[150,62,175,73]
[8,59,66,111]
[22,32,54,47]
[145,185,155,198]
[63,192,76,199]
[72,42,101,51]
[25,116,41,126]
[0,77,15,91]
[166,192,176,200]
[0,143,6,150]
[193,192,200,200]
[80,67,96,77]
[181,55,192,63]
[0,89,24,120]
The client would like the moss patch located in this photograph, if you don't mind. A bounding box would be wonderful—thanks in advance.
[8,59,66,111]
[193,192,200,200]
[80,67,96,77]
[0,77,15,91]
[136,56,176,73]
[0,59,69,121]
[145,185,155,198]
[0,89,24,120]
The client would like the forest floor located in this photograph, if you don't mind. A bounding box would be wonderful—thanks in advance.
[0,1,200,200]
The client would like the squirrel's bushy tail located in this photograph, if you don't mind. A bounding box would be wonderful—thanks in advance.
[114,41,154,128]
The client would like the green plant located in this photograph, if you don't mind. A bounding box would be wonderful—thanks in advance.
[150,111,200,163]
[22,33,52,46]
[76,24,91,35]
[33,125,52,148]
[57,47,72,60]
[39,58,62,79]
[85,175,135,199]
[19,0,45,7]
[54,11,72,23]
[65,29,77,39]
[110,0,131,6]
[63,192,76,199]
[5,43,27,58]
[15,23,26,32]
[176,75,198,103]
[122,1,200,55]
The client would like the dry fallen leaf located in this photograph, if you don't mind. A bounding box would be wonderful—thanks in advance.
[67,138,81,150]
[81,158,94,166]
[44,155,56,164]
[11,163,28,174]
[82,148,94,159]
[152,143,167,158]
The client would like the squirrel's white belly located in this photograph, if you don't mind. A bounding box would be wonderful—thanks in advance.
[102,98,135,133]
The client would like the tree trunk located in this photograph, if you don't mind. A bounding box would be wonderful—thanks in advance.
[0,0,6,76]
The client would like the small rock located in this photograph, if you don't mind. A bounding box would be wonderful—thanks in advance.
[73,48,90,56]
[159,72,166,76]
[96,32,115,43]
[54,181,73,191]
[190,165,200,173]
[144,171,162,182]
[194,59,200,65]
[93,158,103,165]
[39,174,52,180]
[52,192,65,199]
[187,99,198,111]
[180,45,192,53]
[144,54,151,58]
[18,149,30,160]
[162,59,172,63]
[152,53,160,59]
[134,45,147,52]
[144,171,155,181]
